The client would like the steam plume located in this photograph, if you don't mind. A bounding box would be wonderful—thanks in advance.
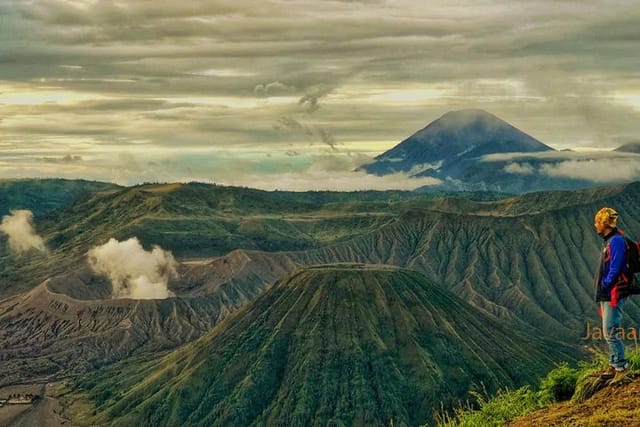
[0,209,47,254]
[87,237,177,299]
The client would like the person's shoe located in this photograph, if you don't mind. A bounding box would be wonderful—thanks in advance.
[615,361,630,373]
[598,366,617,379]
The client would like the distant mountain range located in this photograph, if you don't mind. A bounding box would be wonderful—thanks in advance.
[3,179,640,426]
[359,109,640,193]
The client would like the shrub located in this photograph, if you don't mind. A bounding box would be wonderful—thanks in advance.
[538,364,579,404]
[435,386,542,427]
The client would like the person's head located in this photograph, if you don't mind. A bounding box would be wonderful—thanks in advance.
[594,207,619,236]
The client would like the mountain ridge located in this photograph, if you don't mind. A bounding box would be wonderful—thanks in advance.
[4,181,640,385]
[3,180,640,389]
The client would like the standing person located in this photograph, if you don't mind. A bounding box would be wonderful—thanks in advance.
[594,207,630,377]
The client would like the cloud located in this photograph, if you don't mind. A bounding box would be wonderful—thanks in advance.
[204,153,442,191]
[225,168,441,191]
[0,210,47,254]
[480,151,612,163]
[254,81,296,96]
[87,237,178,300]
[482,150,640,182]
[503,162,535,175]
[540,159,640,183]
[1,0,640,182]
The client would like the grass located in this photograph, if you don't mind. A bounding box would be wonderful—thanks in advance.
[435,350,640,427]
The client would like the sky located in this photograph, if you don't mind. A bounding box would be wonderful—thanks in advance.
[0,0,639,190]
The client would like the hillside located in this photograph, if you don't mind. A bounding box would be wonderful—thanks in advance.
[1,182,449,297]
[306,182,640,339]
[0,249,301,387]
[440,351,640,426]
[68,266,577,427]
[4,182,640,387]
[0,179,622,299]
[0,178,120,218]
[200,182,640,342]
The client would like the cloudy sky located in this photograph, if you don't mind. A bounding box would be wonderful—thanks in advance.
[0,0,639,189]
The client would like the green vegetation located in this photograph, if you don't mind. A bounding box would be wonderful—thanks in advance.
[67,266,577,427]
[5,180,640,425]
[436,350,640,427]
[0,178,119,218]
[0,181,508,296]
[0,179,119,296]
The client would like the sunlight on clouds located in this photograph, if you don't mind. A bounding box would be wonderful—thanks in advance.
[189,68,258,77]
[340,140,399,154]
[610,92,640,111]
[329,84,452,106]
[461,78,529,93]
[364,89,446,105]
[213,170,441,191]
[160,96,298,108]
[0,84,107,106]
[328,79,542,107]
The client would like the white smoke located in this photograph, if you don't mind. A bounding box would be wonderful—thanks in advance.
[0,209,47,254]
[87,237,177,300]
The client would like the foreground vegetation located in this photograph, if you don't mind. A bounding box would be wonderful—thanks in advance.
[437,350,640,427]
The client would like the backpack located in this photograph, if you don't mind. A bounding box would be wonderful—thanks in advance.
[623,237,640,295]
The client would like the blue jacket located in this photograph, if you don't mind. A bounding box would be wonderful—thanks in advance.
[595,228,628,302]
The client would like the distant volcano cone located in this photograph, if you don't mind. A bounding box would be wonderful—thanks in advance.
[77,265,575,427]
[361,109,553,177]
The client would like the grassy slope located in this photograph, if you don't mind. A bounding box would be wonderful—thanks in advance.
[0,183,426,296]
[440,350,640,427]
[68,266,577,427]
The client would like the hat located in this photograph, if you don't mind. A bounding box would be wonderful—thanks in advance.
[595,207,619,228]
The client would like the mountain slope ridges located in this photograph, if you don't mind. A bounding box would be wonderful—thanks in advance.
[72,265,577,427]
